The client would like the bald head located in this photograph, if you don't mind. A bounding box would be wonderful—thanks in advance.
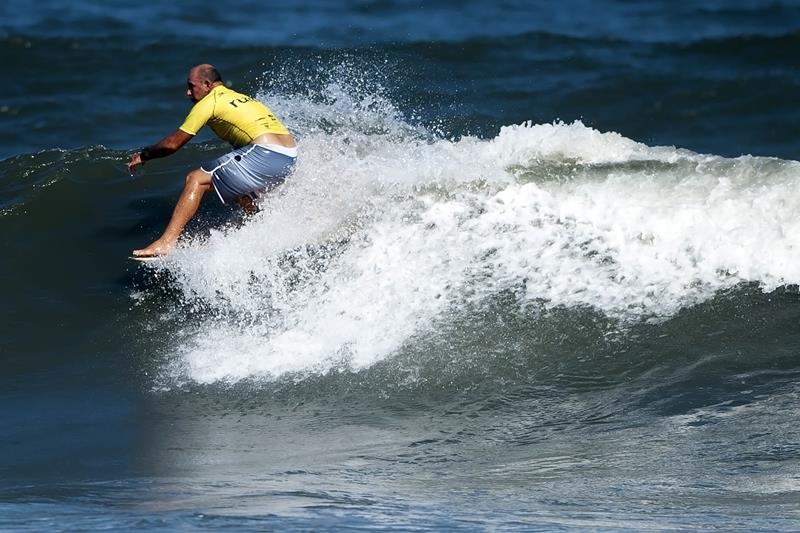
[190,64,223,84]
[186,64,224,103]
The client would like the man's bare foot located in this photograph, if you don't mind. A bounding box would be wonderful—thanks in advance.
[132,240,175,257]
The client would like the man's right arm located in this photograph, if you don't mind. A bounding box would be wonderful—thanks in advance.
[128,129,194,173]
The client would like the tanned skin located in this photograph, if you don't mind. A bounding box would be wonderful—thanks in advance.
[127,64,295,257]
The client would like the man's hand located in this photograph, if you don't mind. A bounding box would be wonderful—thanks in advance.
[128,151,145,174]
[127,130,193,174]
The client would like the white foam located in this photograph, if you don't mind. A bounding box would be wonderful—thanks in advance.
[148,89,800,384]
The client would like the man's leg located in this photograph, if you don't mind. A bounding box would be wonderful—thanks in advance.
[234,194,260,215]
[133,168,213,256]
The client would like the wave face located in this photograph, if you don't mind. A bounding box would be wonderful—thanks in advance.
[115,79,800,387]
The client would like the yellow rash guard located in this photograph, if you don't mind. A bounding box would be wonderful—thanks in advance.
[179,85,290,148]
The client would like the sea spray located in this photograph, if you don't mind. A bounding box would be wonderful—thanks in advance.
[138,88,800,384]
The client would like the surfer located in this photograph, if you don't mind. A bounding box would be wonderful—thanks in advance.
[127,63,297,257]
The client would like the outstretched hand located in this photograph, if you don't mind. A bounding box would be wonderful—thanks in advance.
[127,152,144,174]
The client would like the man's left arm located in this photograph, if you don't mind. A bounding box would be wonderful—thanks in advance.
[128,129,194,173]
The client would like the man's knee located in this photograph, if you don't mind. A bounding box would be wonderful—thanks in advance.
[185,168,212,189]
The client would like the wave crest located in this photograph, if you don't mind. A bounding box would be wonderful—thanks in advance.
[132,86,800,385]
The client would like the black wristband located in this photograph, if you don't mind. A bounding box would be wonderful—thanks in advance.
[140,147,150,162]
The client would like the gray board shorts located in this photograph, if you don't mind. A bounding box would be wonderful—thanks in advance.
[201,143,297,204]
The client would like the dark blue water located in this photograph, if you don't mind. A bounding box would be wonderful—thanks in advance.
[2,1,800,530]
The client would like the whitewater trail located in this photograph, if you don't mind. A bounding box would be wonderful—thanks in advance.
[139,88,800,384]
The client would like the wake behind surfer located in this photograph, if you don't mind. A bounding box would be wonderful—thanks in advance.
[127,63,297,257]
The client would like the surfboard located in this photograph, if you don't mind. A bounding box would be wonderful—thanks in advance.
[129,255,164,263]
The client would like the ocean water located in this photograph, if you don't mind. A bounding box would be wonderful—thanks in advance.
[2,0,800,530]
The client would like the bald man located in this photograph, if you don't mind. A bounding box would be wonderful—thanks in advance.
[127,64,297,257]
